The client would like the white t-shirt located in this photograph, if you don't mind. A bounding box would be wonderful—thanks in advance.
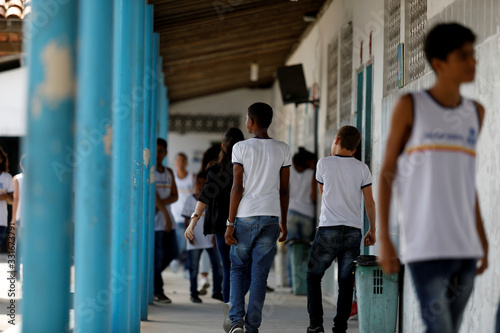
[232,138,291,218]
[316,155,372,229]
[181,194,213,250]
[171,171,194,223]
[289,167,315,218]
[13,173,23,221]
[0,171,14,227]
[155,168,176,231]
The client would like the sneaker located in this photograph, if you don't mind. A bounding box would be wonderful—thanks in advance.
[190,295,203,303]
[198,281,210,295]
[154,293,172,304]
[222,303,231,333]
[266,285,274,293]
[212,293,224,302]
[229,323,244,333]
[306,326,324,333]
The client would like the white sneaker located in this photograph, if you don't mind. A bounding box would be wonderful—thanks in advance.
[222,302,231,332]
[170,259,180,273]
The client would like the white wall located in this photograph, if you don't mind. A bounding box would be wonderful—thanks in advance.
[167,87,273,171]
[0,67,27,137]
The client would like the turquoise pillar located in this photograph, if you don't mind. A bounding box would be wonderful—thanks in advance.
[111,0,137,331]
[22,0,77,332]
[74,0,113,331]
[148,33,160,303]
[141,3,154,320]
[130,0,145,331]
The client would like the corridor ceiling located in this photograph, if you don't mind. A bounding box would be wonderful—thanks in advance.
[150,0,330,103]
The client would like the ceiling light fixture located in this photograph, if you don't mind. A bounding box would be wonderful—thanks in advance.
[250,61,259,82]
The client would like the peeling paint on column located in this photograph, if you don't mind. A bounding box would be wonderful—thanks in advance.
[103,126,113,156]
[143,148,150,167]
[32,41,76,118]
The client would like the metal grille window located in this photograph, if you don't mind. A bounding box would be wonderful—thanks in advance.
[339,22,353,123]
[405,0,427,82]
[327,36,339,130]
[384,0,401,94]
[169,114,240,134]
[373,269,384,294]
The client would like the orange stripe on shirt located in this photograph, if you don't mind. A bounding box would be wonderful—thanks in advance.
[406,145,476,157]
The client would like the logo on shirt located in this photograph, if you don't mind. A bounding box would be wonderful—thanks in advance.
[467,128,476,145]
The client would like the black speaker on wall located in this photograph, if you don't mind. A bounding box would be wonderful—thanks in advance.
[277,64,309,105]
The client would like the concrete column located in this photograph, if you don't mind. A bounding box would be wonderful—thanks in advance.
[141,3,154,320]
[111,0,137,331]
[21,0,77,332]
[130,0,145,331]
[74,0,113,331]
[148,33,160,303]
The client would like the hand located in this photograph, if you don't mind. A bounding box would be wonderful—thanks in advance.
[363,228,376,246]
[163,208,172,232]
[185,224,195,241]
[225,226,237,246]
[278,223,287,242]
[378,238,400,274]
[476,254,488,275]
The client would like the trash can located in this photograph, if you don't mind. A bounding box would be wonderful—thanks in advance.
[288,239,311,295]
[355,255,399,333]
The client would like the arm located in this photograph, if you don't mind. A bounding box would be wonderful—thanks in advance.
[362,185,376,246]
[184,217,194,245]
[225,164,244,245]
[474,191,488,274]
[310,173,317,203]
[185,201,207,240]
[318,183,323,196]
[155,192,172,232]
[10,178,19,227]
[0,192,13,204]
[378,94,413,274]
[278,167,290,242]
[160,168,178,206]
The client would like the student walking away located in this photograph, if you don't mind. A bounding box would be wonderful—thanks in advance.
[170,152,195,274]
[182,173,223,303]
[154,138,179,304]
[11,155,25,278]
[0,148,13,250]
[306,126,376,333]
[224,102,290,333]
[286,148,316,287]
[378,23,489,333]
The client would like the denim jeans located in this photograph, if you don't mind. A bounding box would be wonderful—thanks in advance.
[154,230,179,295]
[176,222,189,270]
[229,216,280,333]
[408,259,477,333]
[187,247,222,297]
[306,226,361,332]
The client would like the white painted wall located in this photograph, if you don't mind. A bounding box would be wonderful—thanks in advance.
[268,0,500,331]
[0,67,27,137]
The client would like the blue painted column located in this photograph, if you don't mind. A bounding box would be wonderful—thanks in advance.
[130,0,145,331]
[111,0,137,331]
[21,0,77,332]
[141,3,154,320]
[74,0,113,332]
[148,33,160,303]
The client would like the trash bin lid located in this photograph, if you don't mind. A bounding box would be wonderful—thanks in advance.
[354,255,378,266]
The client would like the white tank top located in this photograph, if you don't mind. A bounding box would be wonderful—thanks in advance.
[289,167,315,218]
[155,168,176,231]
[396,91,483,263]
[170,171,194,223]
[14,173,23,221]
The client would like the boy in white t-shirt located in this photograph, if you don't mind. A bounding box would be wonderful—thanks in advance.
[225,102,291,333]
[0,150,14,250]
[182,173,223,304]
[306,126,376,333]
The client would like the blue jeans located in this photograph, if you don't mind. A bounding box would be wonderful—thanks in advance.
[154,230,179,295]
[408,259,476,333]
[187,247,222,297]
[306,226,361,332]
[176,222,189,269]
[229,216,280,333]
